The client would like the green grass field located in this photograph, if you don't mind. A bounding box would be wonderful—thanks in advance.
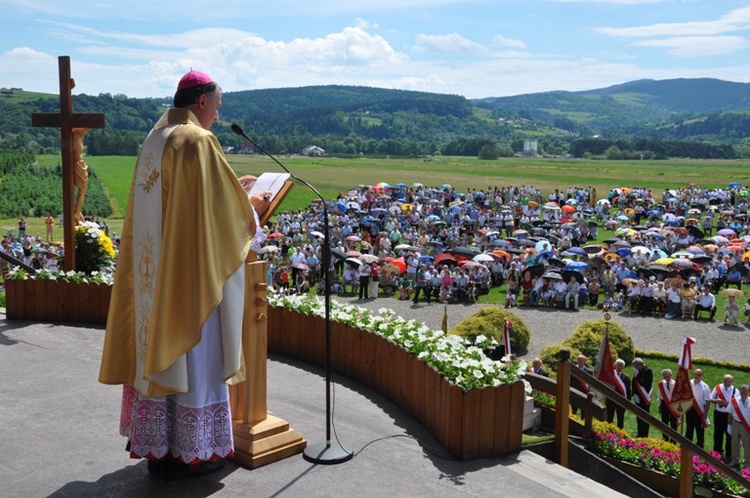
[29,153,750,220]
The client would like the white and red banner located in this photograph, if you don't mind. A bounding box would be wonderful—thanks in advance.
[671,336,697,416]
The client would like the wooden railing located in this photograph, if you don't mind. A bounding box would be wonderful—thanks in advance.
[548,355,750,498]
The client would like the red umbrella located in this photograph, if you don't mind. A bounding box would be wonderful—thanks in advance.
[562,205,576,214]
[435,253,457,265]
[268,231,283,239]
[390,257,407,273]
[491,250,511,261]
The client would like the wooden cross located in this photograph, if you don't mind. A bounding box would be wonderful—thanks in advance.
[31,56,105,272]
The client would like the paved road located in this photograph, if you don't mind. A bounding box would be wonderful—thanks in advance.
[335,295,750,365]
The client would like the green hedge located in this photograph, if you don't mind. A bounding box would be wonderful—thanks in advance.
[540,319,635,373]
[452,307,531,355]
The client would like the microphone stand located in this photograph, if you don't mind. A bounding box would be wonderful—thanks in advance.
[231,124,352,464]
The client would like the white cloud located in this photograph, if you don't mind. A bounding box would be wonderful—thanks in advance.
[596,6,750,38]
[414,33,490,55]
[492,35,526,49]
[353,18,379,30]
[634,36,750,57]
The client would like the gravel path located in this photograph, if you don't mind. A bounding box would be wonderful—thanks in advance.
[334,295,750,365]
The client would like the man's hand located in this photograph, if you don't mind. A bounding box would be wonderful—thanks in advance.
[238,175,257,193]
[237,175,272,214]
[251,191,273,216]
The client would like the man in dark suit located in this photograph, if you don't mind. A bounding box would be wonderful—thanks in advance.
[606,358,631,429]
[570,354,593,416]
[632,357,654,438]
[530,357,549,377]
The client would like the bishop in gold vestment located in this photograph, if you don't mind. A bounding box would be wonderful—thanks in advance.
[99,70,264,474]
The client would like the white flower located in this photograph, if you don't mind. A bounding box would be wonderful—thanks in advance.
[473,369,484,379]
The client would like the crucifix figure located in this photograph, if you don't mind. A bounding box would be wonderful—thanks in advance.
[31,56,105,272]
[72,127,90,224]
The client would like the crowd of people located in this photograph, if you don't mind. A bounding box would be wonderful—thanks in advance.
[0,217,112,274]
[258,181,750,325]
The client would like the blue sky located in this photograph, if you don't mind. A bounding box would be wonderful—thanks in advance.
[2,0,749,99]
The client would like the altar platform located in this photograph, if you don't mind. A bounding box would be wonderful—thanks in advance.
[0,311,628,498]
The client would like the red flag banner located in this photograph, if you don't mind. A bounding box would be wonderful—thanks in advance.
[594,328,617,388]
[670,366,695,416]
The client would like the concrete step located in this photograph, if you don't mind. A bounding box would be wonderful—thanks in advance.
[506,450,630,498]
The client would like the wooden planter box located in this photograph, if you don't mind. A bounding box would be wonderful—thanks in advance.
[4,278,111,325]
[600,454,743,498]
[268,306,526,460]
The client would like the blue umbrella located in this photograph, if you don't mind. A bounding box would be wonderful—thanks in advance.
[565,261,589,271]
[395,183,407,189]
[729,182,741,189]
[418,255,434,265]
[565,247,587,256]
[491,239,510,247]
[336,202,348,212]
[536,250,554,261]
[427,214,441,221]
[615,248,632,257]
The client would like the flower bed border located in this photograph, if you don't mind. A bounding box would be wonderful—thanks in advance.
[4,278,111,325]
[268,306,526,459]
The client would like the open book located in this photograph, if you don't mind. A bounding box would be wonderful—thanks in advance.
[247,172,294,226]
[248,172,291,200]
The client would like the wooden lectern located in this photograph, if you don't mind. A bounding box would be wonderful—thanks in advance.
[230,180,307,468]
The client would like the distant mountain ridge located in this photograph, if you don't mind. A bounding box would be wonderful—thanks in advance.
[479,78,750,114]
[587,78,750,113]
[2,77,750,157]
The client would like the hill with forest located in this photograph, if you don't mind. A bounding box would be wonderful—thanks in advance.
[2,78,750,159]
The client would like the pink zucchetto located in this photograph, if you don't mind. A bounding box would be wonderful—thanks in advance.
[177,70,214,90]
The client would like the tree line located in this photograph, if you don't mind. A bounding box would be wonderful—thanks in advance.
[1,85,747,160]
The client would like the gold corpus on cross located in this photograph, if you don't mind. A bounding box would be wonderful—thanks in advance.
[31,56,105,272]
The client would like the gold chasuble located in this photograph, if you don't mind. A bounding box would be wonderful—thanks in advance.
[100,108,255,397]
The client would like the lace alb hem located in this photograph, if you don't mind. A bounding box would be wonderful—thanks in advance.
[119,384,234,464]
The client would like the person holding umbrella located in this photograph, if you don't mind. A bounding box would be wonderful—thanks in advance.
[720,288,743,325]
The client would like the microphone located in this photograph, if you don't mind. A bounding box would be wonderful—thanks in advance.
[231,123,351,464]
[232,123,298,183]
[230,123,313,192]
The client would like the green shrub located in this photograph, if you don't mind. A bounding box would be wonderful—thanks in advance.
[539,344,583,374]
[566,319,635,365]
[538,319,634,374]
[451,307,530,355]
